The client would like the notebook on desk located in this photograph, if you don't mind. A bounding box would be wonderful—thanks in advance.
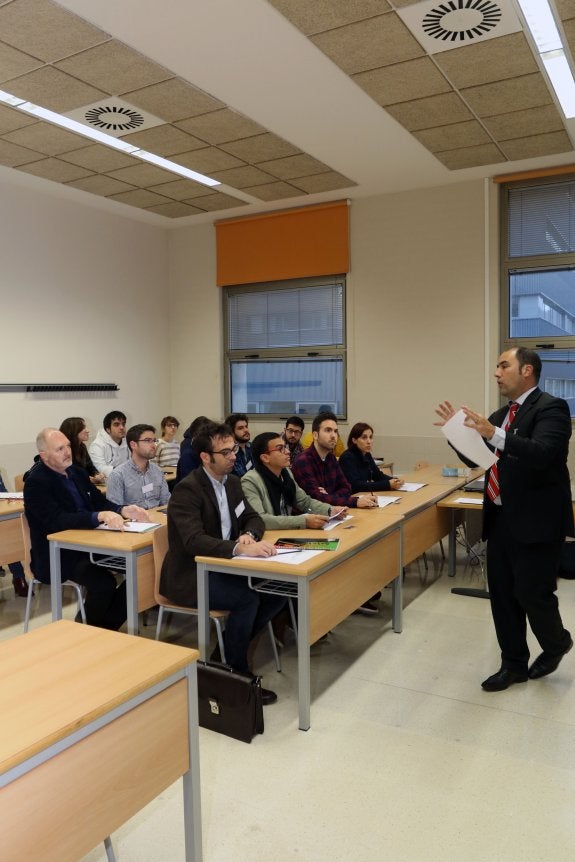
[464,477,485,493]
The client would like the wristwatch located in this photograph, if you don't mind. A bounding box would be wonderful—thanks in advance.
[242,530,258,541]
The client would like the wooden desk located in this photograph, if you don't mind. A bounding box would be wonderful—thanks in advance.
[437,490,484,577]
[0,620,202,862]
[48,511,166,635]
[0,500,24,566]
[196,509,403,731]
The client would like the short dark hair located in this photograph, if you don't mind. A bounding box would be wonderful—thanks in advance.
[514,347,542,383]
[225,413,248,431]
[252,432,283,463]
[194,422,234,455]
[285,415,304,431]
[161,416,179,432]
[347,422,374,451]
[103,410,126,431]
[312,411,337,434]
[126,424,155,450]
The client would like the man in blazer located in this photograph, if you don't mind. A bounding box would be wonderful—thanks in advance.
[24,427,148,630]
[160,422,286,702]
[436,347,573,691]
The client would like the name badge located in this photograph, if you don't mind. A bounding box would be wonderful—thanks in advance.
[235,500,245,517]
[142,483,154,494]
[245,460,253,470]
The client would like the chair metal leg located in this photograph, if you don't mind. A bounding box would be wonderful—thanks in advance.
[422,551,429,571]
[104,835,116,862]
[155,605,165,640]
[69,582,86,623]
[23,578,38,633]
[288,598,298,654]
[268,620,282,672]
[439,538,446,559]
[213,617,227,664]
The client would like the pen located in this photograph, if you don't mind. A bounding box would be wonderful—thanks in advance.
[275,548,303,554]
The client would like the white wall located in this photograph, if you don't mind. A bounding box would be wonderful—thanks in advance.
[0,174,171,485]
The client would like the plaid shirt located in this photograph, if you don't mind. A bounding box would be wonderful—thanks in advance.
[292,444,357,508]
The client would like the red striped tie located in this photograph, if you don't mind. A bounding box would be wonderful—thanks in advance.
[486,402,518,502]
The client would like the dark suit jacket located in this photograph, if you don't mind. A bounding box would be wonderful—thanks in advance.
[160,467,265,607]
[23,461,118,582]
[479,389,574,544]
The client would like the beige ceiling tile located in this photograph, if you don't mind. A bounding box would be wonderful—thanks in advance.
[434,143,507,170]
[106,163,176,187]
[0,0,109,62]
[58,144,135,172]
[267,0,391,35]
[55,40,171,95]
[171,147,245,173]
[220,133,300,162]
[0,40,42,81]
[16,156,94,182]
[500,131,573,161]
[0,103,35,134]
[146,201,204,218]
[483,105,565,141]
[147,178,212,200]
[65,175,135,197]
[174,108,266,145]
[8,67,107,112]
[291,171,355,192]
[122,78,224,123]
[434,33,538,89]
[242,181,304,201]
[385,92,473,131]
[462,73,553,118]
[211,165,274,187]
[413,120,491,152]
[109,188,172,209]
[0,138,44,166]
[3,121,90,155]
[183,193,245,211]
[119,124,205,156]
[257,153,330,179]
[556,0,575,20]
[311,13,423,75]
[354,57,451,106]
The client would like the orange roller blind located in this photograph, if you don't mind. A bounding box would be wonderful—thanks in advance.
[215,200,349,286]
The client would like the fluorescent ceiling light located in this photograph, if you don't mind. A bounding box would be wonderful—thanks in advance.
[542,51,575,119]
[516,0,562,53]
[0,88,221,186]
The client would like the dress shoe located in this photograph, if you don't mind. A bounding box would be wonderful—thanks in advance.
[528,638,573,679]
[481,668,528,692]
[261,687,278,705]
[12,575,30,598]
[354,601,378,616]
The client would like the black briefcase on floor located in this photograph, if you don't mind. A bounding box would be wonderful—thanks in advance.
[197,661,264,743]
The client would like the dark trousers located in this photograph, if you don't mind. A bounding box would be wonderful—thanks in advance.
[486,508,570,672]
[208,571,287,673]
[42,552,127,631]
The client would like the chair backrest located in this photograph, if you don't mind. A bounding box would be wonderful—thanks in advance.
[14,474,25,492]
[20,513,33,580]
[152,524,170,606]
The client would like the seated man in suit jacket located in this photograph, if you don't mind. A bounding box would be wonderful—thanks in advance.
[24,427,149,630]
[435,347,573,692]
[160,422,286,704]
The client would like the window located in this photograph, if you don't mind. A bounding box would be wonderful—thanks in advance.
[501,175,575,415]
[224,276,346,418]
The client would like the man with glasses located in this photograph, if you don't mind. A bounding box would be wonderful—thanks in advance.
[89,410,129,478]
[282,415,305,464]
[160,422,286,703]
[107,424,170,510]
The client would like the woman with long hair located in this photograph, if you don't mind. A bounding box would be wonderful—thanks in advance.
[339,422,402,493]
[59,417,105,485]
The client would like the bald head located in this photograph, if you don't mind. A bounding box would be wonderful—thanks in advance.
[37,427,73,474]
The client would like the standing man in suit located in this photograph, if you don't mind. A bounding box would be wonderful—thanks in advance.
[436,347,573,691]
[160,422,286,704]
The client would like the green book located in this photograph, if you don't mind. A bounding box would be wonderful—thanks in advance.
[275,537,339,552]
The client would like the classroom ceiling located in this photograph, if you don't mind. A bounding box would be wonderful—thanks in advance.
[0,0,575,225]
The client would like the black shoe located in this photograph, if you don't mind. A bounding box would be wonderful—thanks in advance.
[528,637,573,679]
[370,591,382,601]
[13,576,29,598]
[261,687,278,705]
[481,668,528,692]
[354,601,378,616]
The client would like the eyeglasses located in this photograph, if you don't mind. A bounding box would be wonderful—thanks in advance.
[138,437,159,445]
[268,444,290,453]
[285,428,302,436]
[165,422,178,428]
[212,444,239,458]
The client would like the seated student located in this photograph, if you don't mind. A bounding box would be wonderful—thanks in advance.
[225,413,253,477]
[242,432,343,529]
[0,473,29,597]
[281,415,305,464]
[153,416,180,468]
[176,415,212,484]
[89,411,129,478]
[59,417,105,485]
[160,422,286,703]
[339,422,403,493]
[106,424,169,510]
[300,405,344,458]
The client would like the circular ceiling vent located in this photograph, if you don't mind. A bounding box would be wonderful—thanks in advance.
[83,104,145,132]
[422,0,502,43]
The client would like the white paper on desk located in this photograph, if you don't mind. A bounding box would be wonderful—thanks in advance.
[453,496,483,505]
[97,521,160,533]
[0,491,23,499]
[378,496,400,508]
[397,482,426,492]
[239,550,322,565]
[323,514,352,530]
[440,410,497,469]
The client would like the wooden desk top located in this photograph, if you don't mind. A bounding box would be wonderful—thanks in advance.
[0,499,24,518]
[0,620,197,775]
[196,507,403,579]
[368,481,468,518]
[397,465,484,487]
[437,490,484,510]
[47,509,167,552]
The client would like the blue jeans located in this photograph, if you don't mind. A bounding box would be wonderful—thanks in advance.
[208,572,286,673]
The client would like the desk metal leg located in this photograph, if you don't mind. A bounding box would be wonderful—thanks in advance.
[297,579,311,731]
[197,564,209,661]
[49,541,63,622]
[125,551,138,636]
[448,510,457,577]
[392,531,403,633]
[183,663,203,862]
